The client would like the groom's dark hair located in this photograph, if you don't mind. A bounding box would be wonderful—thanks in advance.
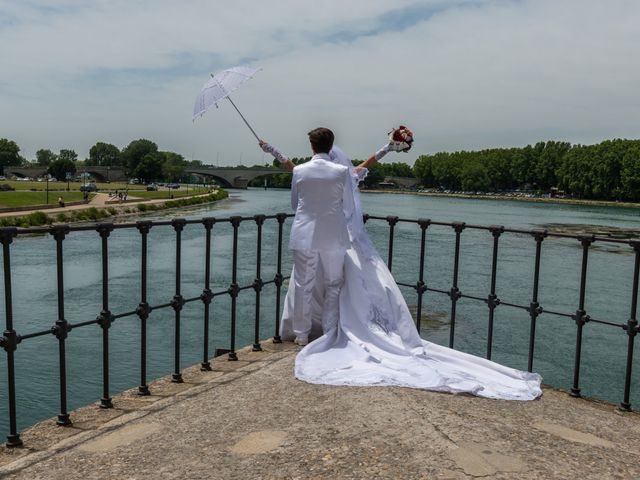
[308,127,334,154]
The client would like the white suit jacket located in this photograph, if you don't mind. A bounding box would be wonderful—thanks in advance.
[289,154,355,251]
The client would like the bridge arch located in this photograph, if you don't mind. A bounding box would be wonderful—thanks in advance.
[191,173,234,188]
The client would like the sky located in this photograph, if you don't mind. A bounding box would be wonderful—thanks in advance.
[1,0,639,166]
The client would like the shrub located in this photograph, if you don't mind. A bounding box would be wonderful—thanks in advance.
[74,211,88,221]
[85,207,99,220]
[56,213,69,223]
[26,211,50,226]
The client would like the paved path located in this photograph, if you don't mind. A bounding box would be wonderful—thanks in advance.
[0,341,638,479]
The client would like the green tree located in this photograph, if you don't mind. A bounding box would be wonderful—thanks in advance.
[88,142,121,167]
[381,162,414,178]
[532,141,571,190]
[362,162,385,187]
[460,160,490,191]
[121,139,158,177]
[162,151,185,181]
[413,155,436,186]
[0,138,22,171]
[431,152,462,190]
[48,159,76,181]
[133,152,164,183]
[58,149,78,163]
[621,144,640,200]
[36,149,57,166]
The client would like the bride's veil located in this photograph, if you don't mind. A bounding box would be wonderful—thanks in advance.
[329,145,377,259]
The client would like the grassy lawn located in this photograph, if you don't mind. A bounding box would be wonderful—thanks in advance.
[0,191,87,208]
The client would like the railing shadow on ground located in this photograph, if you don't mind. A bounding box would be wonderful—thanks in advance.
[0,212,638,448]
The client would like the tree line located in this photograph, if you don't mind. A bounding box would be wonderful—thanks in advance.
[413,139,640,200]
[0,138,205,183]
[3,137,640,200]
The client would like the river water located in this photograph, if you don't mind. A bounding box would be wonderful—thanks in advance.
[1,188,639,433]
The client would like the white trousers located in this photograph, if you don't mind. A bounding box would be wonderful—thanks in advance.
[282,249,346,340]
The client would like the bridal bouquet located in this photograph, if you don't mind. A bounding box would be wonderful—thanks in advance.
[389,125,413,152]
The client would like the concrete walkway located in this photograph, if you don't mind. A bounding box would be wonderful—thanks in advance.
[0,341,639,479]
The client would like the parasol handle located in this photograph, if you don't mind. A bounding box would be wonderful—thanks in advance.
[226,95,260,141]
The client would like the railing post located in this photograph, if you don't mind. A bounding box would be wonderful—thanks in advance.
[200,217,216,371]
[386,216,399,271]
[526,229,547,372]
[171,218,186,382]
[485,226,504,360]
[135,221,152,394]
[448,222,465,348]
[570,234,595,398]
[253,215,266,351]
[273,213,287,343]
[96,223,114,409]
[415,219,430,332]
[0,227,22,447]
[50,225,72,425]
[227,216,241,361]
[620,240,640,411]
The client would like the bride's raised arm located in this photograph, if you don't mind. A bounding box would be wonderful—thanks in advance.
[358,126,414,170]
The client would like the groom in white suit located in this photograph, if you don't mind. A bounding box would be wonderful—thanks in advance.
[260,128,354,345]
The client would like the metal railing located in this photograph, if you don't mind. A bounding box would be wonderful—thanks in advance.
[0,214,293,448]
[364,214,639,411]
[0,212,639,448]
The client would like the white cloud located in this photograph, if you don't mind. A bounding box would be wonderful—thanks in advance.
[1,0,639,164]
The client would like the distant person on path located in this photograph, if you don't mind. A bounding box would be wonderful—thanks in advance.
[57,196,65,208]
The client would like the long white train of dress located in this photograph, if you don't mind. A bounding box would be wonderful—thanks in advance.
[283,147,542,401]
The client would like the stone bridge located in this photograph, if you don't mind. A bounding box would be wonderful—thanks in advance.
[184,167,284,188]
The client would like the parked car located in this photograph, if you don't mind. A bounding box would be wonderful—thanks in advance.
[146,183,158,191]
[79,183,97,192]
[167,183,180,189]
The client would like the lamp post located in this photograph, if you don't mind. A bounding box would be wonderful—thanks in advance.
[46,174,49,205]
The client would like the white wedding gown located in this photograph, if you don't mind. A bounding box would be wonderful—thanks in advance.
[282,147,542,401]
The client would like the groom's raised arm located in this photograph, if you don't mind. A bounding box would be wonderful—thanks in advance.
[259,141,295,172]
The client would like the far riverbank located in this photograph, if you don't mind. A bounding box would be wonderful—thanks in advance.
[362,189,640,209]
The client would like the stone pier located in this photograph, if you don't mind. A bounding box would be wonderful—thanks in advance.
[0,340,639,479]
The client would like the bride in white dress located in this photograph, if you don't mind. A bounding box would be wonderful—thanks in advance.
[271,130,542,401]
